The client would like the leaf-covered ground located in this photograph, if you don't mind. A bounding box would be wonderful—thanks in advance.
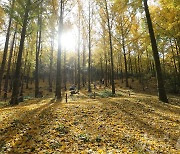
[0,90,180,153]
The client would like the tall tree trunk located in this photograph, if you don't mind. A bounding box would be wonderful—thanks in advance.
[9,41,18,92]
[174,38,180,72]
[119,54,124,83]
[49,35,54,92]
[77,8,81,91]
[105,52,108,87]
[20,49,28,100]
[117,53,121,80]
[128,49,134,82]
[104,0,115,94]
[35,31,40,97]
[35,4,43,98]
[3,26,17,99]
[108,57,111,85]
[122,39,128,87]
[56,0,64,99]
[0,0,15,95]
[138,53,142,83]
[88,0,92,92]
[170,39,178,92]
[134,56,138,76]
[82,39,86,87]
[102,29,108,87]
[146,49,149,72]
[74,59,77,85]
[63,51,67,91]
[120,15,129,87]
[128,50,131,73]
[26,63,31,89]
[10,0,31,105]
[71,63,75,84]
[144,0,168,102]
[100,57,104,80]
[26,46,33,89]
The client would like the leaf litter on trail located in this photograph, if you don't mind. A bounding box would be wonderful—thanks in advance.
[0,94,179,153]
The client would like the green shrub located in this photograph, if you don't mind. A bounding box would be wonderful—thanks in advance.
[97,90,122,98]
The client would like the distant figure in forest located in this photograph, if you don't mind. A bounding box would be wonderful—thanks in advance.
[102,78,104,84]
[94,82,97,89]
[69,85,78,95]
[100,78,104,85]
[69,84,76,91]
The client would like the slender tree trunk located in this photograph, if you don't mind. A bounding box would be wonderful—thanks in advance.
[0,0,15,95]
[119,16,129,87]
[102,29,108,87]
[35,31,40,97]
[26,46,33,89]
[100,57,104,80]
[26,63,31,89]
[74,59,77,85]
[10,0,31,105]
[63,51,67,91]
[49,35,54,92]
[20,49,28,100]
[3,26,17,99]
[144,0,168,102]
[105,52,108,87]
[146,48,151,73]
[88,0,92,92]
[117,54,120,80]
[56,0,64,99]
[108,57,111,85]
[170,39,178,92]
[128,50,134,82]
[119,54,124,83]
[140,54,145,90]
[128,50,131,73]
[77,8,81,91]
[117,53,121,81]
[35,4,43,98]
[9,42,18,92]
[174,38,180,72]
[82,40,86,87]
[138,53,142,83]
[122,39,128,87]
[71,63,75,84]
[134,56,138,76]
[104,0,115,94]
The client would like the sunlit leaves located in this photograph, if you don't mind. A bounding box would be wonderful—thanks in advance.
[0,5,4,28]
[0,93,179,153]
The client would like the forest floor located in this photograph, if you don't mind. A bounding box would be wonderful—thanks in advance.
[0,85,180,153]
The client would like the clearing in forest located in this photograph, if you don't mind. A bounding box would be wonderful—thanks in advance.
[0,91,180,153]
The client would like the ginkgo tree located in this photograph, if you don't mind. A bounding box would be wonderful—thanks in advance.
[0,0,179,105]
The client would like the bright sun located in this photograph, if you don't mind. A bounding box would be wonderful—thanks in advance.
[61,32,76,51]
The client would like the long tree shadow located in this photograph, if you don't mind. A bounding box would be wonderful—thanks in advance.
[0,99,51,127]
[130,95,180,115]
[125,97,180,123]
[108,99,180,149]
[0,98,61,152]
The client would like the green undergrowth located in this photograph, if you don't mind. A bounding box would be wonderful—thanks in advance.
[0,101,8,107]
[96,90,122,98]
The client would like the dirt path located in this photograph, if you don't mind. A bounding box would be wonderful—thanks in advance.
[0,93,180,153]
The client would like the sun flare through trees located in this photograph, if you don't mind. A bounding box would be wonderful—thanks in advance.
[0,0,180,153]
